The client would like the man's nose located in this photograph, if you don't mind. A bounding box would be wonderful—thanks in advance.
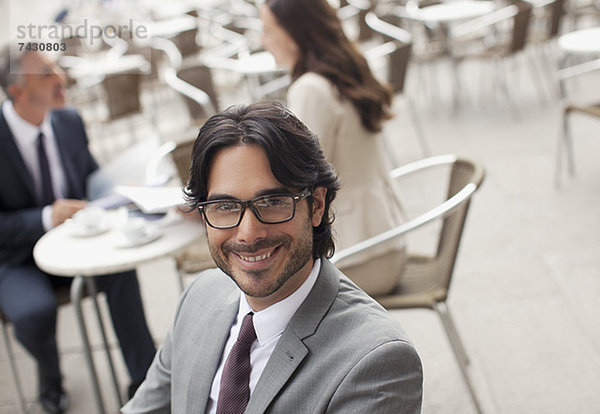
[235,207,268,243]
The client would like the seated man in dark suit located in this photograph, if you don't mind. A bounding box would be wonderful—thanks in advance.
[0,49,156,413]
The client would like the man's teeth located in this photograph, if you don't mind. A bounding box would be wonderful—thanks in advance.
[240,251,272,262]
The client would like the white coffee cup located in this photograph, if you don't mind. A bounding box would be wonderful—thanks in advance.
[72,207,106,232]
[121,217,148,242]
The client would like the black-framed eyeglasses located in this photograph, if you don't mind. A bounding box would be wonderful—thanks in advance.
[198,188,312,229]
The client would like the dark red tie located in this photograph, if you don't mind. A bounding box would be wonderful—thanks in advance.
[37,132,55,206]
[216,312,256,414]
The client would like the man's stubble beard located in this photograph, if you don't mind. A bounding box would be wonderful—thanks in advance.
[208,222,314,298]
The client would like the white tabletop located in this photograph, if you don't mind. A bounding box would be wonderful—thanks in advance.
[408,0,495,23]
[558,27,600,54]
[34,210,204,277]
[63,54,150,79]
[202,51,286,75]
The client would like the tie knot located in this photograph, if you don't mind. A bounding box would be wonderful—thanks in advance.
[238,313,256,344]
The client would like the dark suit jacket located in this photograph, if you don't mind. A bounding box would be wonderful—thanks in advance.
[0,104,98,267]
[122,259,423,413]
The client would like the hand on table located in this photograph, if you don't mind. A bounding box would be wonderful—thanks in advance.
[51,199,88,227]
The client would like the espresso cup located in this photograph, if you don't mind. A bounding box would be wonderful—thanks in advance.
[121,217,148,242]
[72,207,106,232]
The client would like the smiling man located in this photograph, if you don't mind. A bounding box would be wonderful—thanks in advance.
[122,101,423,414]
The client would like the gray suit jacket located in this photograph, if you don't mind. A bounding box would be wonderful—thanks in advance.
[122,259,422,413]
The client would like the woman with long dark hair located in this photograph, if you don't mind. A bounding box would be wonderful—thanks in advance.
[260,0,406,295]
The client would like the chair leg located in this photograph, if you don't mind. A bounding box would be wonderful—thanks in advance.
[563,114,576,177]
[526,49,550,107]
[555,124,564,187]
[404,96,431,157]
[450,57,463,115]
[435,302,470,366]
[497,59,520,121]
[1,319,29,414]
[434,301,484,414]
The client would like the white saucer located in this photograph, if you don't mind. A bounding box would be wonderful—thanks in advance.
[65,219,111,238]
[114,226,161,248]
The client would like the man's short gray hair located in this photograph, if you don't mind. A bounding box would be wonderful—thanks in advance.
[0,47,25,99]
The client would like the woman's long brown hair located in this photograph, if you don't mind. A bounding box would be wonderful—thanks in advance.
[267,0,393,132]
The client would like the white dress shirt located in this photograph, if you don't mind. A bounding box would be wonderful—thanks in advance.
[206,258,322,413]
[2,101,67,230]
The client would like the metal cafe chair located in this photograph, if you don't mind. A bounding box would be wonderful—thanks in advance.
[1,284,120,413]
[555,57,600,186]
[332,154,485,414]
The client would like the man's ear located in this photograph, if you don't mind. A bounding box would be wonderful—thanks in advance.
[310,187,327,227]
[7,84,22,102]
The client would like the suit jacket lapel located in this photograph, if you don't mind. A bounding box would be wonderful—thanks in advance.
[246,259,340,414]
[186,289,240,413]
[0,110,37,202]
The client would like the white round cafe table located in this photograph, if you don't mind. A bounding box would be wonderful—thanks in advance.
[66,54,150,79]
[33,211,204,414]
[558,27,600,54]
[407,0,496,23]
[202,51,286,76]
[35,212,203,277]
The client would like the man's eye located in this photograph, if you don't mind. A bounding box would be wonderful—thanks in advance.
[257,197,289,208]
[215,202,240,212]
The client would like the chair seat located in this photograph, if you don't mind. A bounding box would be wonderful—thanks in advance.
[375,254,449,309]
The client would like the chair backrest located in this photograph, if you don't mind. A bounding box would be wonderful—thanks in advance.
[176,65,219,120]
[126,44,172,80]
[332,155,484,300]
[171,139,195,185]
[102,72,142,120]
[548,0,567,38]
[511,1,533,53]
[60,35,84,56]
[364,12,413,94]
[168,27,201,58]
[435,159,483,292]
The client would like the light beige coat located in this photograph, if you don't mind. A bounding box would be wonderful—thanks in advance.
[287,72,406,295]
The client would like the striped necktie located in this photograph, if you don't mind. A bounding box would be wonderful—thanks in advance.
[216,312,257,414]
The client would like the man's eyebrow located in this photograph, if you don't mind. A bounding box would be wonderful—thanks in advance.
[206,187,292,201]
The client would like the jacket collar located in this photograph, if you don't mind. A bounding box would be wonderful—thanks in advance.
[246,258,340,413]
[188,287,240,413]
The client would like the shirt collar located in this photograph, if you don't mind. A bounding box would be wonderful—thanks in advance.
[238,258,321,346]
[2,100,53,145]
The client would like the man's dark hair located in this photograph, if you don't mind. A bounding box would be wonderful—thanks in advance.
[185,100,341,259]
[266,0,393,133]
